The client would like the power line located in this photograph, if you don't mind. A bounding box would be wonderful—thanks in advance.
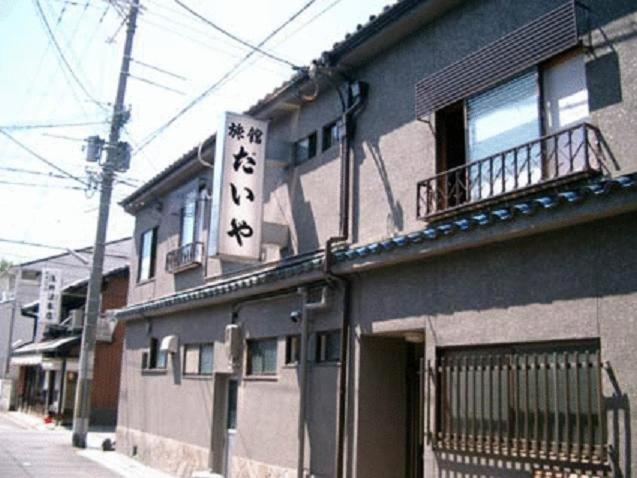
[0,119,108,130]
[0,128,87,186]
[0,237,128,257]
[135,0,317,154]
[0,165,74,180]
[128,73,186,95]
[33,0,104,109]
[130,57,188,81]
[0,179,87,191]
[173,0,300,69]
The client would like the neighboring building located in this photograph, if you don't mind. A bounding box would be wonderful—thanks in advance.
[116,2,637,478]
[0,238,131,411]
[12,265,129,426]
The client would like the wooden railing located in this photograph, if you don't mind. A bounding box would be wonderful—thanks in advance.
[165,242,204,273]
[417,123,609,220]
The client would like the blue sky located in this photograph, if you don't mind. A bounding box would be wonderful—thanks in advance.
[0,0,390,264]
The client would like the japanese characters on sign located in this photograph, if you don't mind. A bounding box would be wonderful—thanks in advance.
[209,112,268,261]
[38,268,62,326]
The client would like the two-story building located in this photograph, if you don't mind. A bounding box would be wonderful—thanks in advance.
[0,237,131,412]
[116,1,637,477]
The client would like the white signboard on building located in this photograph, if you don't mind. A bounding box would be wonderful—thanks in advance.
[209,112,268,262]
[38,268,62,325]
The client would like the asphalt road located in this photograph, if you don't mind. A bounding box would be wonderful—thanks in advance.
[0,414,121,478]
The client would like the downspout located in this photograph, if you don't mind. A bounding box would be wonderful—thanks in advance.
[322,77,368,478]
[297,285,329,478]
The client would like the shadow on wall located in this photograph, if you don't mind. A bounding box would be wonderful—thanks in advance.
[287,167,320,253]
[363,139,404,238]
[606,364,632,478]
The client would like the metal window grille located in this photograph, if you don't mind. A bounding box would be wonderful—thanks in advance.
[426,344,607,467]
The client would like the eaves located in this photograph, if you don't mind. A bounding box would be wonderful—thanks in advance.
[116,173,637,321]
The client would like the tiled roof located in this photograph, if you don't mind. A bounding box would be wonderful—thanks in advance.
[116,173,637,320]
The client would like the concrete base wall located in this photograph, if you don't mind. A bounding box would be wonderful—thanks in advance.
[116,425,209,478]
[232,456,297,478]
[0,379,15,411]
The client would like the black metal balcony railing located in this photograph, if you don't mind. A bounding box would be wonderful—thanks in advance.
[417,123,609,220]
[165,242,204,273]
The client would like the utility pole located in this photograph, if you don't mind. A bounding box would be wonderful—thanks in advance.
[72,0,139,448]
[3,270,20,377]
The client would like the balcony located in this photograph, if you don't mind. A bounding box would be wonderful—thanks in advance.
[417,123,610,221]
[165,242,204,273]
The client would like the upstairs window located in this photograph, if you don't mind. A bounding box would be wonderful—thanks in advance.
[179,190,198,247]
[138,227,158,282]
[295,132,317,164]
[423,51,593,218]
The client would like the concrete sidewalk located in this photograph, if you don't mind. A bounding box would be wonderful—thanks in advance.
[2,412,176,478]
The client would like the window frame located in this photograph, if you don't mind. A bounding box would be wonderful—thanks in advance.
[321,121,339,152]
[315,330,341,364]
[144,337,167,371]
[294,132,318,164]
[183,342,214,376]
[246,337,278,376]
[285,335,301,365]
[178,188,200,248]
[137,226,158,282]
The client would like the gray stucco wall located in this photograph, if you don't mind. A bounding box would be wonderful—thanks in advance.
[348,211,637,477]
[118,289,343,477]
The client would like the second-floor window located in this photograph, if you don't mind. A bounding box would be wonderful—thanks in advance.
[138,227,158,282]
[179,190,198,247]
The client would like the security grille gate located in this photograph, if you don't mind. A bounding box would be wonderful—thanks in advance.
[426,343,607,468]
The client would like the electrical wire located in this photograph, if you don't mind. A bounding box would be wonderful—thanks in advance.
[134,0,317,154]
[0,119,109,130]
[33,0,104,109]
[173,0,300,69]
[0,180,87,191]
[0,128,88,186]
[0,166,74,180]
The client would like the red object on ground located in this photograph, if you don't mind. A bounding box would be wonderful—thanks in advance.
[43,416,53,424]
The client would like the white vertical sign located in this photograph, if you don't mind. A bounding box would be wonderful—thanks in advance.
[209,112,268,262]
[39,268,62,326]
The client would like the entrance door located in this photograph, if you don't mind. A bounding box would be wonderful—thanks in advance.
[223,379,238,477]
[356,336,425,478]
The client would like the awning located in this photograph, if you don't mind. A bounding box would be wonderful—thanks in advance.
[10,355,42,366]
[12,335,80,355]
